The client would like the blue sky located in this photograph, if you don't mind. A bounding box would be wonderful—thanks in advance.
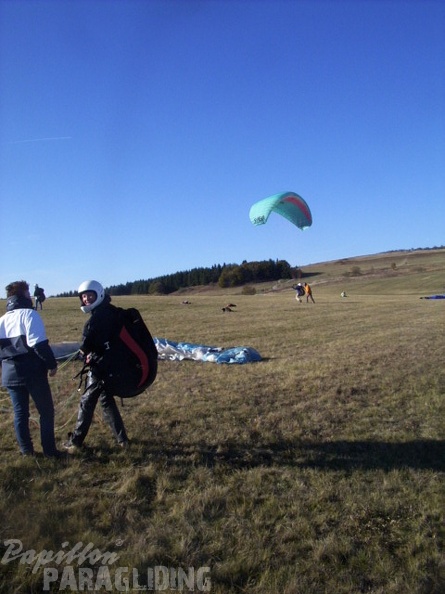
[1,0,444,296]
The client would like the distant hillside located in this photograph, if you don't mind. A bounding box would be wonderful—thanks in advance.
[56,247,445,297]
[183,247,445,297]
[280,247,445,296]
[57,259,299,297]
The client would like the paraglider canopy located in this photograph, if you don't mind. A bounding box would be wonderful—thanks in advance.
[249,191,312,230]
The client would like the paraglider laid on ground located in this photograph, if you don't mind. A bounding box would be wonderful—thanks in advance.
[249,191,312,230]
[154,338,261,364]
[51,342,82,361]
[420,294,445,299]
[52,338,262,365]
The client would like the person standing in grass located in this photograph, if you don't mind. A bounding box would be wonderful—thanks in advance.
[304,282,315,303]
[64,280,129,452]
[294,283,305,303]
[33,283,45,310]
[0,280,60,458]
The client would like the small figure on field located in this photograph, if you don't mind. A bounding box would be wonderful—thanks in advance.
[33,284,46,310]
[341,291,347,298]
[0,280,60,457]
[64,281,129,453]
[304,282,315,303]
[294,283,305,303]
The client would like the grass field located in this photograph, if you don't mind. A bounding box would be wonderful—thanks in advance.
[0,250,444,593]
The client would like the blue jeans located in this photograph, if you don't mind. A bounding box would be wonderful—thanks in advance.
[7,376,57,456]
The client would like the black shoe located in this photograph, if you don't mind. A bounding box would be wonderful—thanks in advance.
[63,432,82,454]
[45,450,67,459]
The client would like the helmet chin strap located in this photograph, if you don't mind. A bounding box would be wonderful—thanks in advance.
[80,304,94,314]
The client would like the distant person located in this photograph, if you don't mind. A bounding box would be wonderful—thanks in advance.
[294,283,305,303]
[0,280,60,458]
[304,282,315,303]
[64,280,129,452]
[33,284,46,310]
[341,291,347,298]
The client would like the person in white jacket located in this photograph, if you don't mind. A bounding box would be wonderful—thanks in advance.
[0,280,61,457]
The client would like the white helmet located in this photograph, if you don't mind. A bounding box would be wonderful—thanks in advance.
[78,280,105,313]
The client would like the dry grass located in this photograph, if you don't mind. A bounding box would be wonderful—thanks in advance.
[0,250,444,593]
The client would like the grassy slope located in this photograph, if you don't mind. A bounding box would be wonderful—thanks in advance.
[0,249,444,594]
[178,248,445,297]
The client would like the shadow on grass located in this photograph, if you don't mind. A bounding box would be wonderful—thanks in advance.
[133,438,445,472]
[294,439,445,472]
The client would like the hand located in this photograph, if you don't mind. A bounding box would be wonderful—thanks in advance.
[49,367,57,377]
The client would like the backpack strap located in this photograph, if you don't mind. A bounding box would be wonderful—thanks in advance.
[72,359,103,395]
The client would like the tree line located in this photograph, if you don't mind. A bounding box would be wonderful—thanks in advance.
[57,260,301,297]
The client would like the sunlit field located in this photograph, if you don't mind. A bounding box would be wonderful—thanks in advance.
[0,250,444,593]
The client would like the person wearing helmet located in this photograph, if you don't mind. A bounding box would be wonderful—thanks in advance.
[294,283,304,303]
[63,280,129,452]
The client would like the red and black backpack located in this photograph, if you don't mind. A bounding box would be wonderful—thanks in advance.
[87,307,158,398]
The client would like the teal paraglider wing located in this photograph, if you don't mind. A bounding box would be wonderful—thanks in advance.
[249,192,312,230]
